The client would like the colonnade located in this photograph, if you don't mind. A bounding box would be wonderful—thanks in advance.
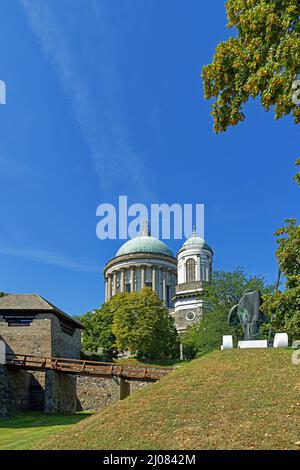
[105,265,176,307]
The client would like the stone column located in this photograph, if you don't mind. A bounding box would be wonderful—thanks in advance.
[170,271,175,305]
[105,278,108,302]
[107,275,112,301]
[113,272,117,296]
[180,342,184,361]
[121,269,126,293]
[152,267,156,292]
[141,265,146,289]
[162,269,167,306]
[172,270,176,288]
[197,255,200,281]
[130,268,135,292]
[174,269,177,293]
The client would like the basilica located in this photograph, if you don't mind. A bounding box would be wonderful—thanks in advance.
[103,225,213,333]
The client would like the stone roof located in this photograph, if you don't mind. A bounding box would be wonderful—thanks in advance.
[0,294,83,329]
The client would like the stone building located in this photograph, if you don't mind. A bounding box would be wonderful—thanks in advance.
[0,294,157,416]
[0,230,214,417]
[0,294,82,358]
[0,294,83,414]
[172,235,213,333]
[103,227,213,333]
[103,224,177,308]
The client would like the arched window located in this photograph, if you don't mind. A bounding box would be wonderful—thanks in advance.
[186,258,196,283]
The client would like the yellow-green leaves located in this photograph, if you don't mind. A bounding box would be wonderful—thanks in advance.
[202,0,300,133]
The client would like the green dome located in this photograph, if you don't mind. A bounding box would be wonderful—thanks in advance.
[179,235,213,253]
[116,236,174,258]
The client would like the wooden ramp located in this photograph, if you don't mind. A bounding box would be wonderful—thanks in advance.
[6,353,173,382]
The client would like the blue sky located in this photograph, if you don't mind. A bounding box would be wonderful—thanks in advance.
[0,0,299,316]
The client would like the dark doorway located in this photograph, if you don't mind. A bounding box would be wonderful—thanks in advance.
[29,376,45,411]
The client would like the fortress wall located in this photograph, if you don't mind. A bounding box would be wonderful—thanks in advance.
[45,371,77,414]
[0,316,81,415]
[0,365,10,417]
[0,310,82,415]
[76,376,149,411]
[0,366,75,415]
[1,365,151,415]
[0,317,152,415]
[6,370,45,412]
[0,315,82,360]
[50,315,81,359]
[7,369,32,411]
[0,318,52,356]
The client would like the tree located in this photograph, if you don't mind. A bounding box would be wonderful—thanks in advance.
[260,143,300,341]
[202,0,300,133]
[182,309,235,359]
[79,301,117,360]
[293,157,300,186]
[182,268,274,358]
[112,287,179,359]
[201,1,300,340]
[274,218,300,289]
[261,288,300,340]
[261,218,300,341]
[202,268,274,313]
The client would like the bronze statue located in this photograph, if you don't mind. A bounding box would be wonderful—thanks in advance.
[228,289,265,340]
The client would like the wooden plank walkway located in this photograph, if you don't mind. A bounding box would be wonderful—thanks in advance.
[6,353,173,382]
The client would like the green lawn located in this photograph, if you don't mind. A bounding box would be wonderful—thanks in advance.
[0,412,92,450]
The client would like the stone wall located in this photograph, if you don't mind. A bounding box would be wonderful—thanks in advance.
[0,314,81,415]
[0,365,10,417]
[45,371,77,414]
[0,318,52,356]
[0,315,156,416]
[2,367,77,415]
[7,369,31,411]
[0,314,81,359]
[50,315,81,359]
[76,376,149,411]
[6,370,45,412]
[1,365,151,415]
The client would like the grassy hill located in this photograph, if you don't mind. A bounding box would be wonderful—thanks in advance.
[38,349,299,450]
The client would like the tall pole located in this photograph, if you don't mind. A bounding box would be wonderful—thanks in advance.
[180,342,183,361]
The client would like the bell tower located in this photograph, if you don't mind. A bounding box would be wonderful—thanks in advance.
[172,232,213,333]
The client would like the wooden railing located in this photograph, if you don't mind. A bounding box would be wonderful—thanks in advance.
[6,353,172,382]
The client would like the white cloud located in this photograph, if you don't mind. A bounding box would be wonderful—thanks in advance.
[0,242,99,273]
[20,0,154,201]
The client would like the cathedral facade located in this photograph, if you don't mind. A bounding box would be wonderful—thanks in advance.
[103,225,213,333]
